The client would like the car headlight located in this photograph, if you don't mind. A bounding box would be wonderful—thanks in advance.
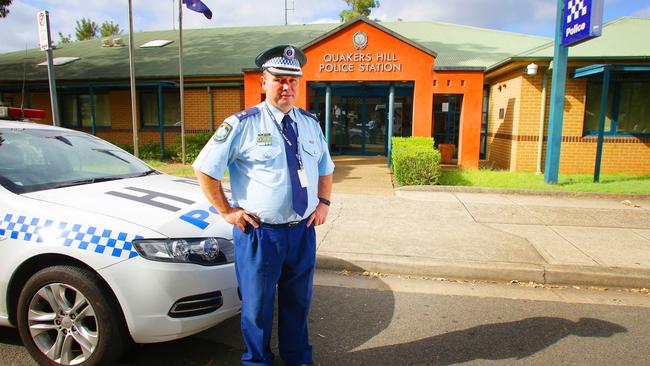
[133,237,234,266]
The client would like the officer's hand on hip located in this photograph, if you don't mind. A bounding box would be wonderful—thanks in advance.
[307,203,329,227]
[223,207,260,232]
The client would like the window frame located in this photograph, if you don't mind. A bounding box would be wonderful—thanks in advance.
[60,92,111,129]
[583,79,650,137]
[139,88,181,128]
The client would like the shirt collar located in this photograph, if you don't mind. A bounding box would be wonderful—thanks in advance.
[265,101,296,123]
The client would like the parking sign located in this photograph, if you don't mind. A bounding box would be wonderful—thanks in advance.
[37,10,50,51]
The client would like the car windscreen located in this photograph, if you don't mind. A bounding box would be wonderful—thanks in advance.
[0,127,156,194]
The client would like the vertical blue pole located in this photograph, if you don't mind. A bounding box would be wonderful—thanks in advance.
[387,84,395,167]
[593,66,610,183]
[158,84,165,160]
[325,85,331,146]
[544,0,569,184]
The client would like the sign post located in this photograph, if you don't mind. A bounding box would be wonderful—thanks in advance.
[37,10,60,126]
[544,0,603,184]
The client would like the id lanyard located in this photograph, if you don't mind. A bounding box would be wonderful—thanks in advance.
[264,103,304,170]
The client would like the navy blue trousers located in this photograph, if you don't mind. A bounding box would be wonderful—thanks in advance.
[233,218,316,366]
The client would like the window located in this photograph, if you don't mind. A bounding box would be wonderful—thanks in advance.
[584,81,650,135]
[61,93,111,128]
[140,89,180,127]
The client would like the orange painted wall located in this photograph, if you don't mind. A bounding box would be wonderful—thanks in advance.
[300,21,436,138]
[242,19,483,168]
[433,70,484,168]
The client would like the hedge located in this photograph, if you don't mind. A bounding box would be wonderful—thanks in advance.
[114,132,213,162]
[391,137,441,185]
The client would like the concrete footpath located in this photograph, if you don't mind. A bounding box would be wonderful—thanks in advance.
[316,156,650,289]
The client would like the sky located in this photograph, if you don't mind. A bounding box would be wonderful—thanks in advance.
[1,0,649,53]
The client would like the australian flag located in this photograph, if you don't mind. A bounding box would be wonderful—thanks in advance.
[183,0,212,19]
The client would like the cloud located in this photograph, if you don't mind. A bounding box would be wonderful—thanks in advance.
[634,6,650,17]
[372,0,556,35]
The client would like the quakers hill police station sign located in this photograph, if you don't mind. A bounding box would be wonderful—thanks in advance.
[562,0,604,46]
[319,30,403,73]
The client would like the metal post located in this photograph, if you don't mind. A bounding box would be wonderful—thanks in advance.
[178,0,186,165]
[544,0,569,184]
[387,84,395,166]
[42,11,59,126]
[208,86,214,132]
[158,84,166,159]
[325,85,331,146]
[89,86,96,135]
[128,0,139,157]
[536,66,550,174]
[593,66,611,183]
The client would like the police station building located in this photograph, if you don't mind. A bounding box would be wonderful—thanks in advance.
[1,16,649,174]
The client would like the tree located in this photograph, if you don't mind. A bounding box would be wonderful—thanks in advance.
[0,0,11,18]
[339,0,379,22]
[58,32,72,44]
[100,20,122,38]
[75,17,99,41]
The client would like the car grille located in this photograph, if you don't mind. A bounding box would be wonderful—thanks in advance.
[168,291,223,318]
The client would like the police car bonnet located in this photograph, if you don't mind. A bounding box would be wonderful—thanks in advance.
[255,45,306,77]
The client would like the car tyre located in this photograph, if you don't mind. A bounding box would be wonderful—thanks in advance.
[17,265,128,366]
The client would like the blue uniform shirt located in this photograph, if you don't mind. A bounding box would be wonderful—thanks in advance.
[193,101,335,224]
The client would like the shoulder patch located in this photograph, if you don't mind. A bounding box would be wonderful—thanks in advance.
[234,106,260,121]
[213,122,233,142]
[297,108,318,122]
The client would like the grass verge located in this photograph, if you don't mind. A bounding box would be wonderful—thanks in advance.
[439,169,650,194]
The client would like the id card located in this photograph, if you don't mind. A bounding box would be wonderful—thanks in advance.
[298,168,309,188]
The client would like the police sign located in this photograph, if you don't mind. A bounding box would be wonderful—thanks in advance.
[561,0,604,46]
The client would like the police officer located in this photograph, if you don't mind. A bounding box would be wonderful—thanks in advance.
[193,45,334,366]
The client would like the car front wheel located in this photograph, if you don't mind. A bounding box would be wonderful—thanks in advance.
[17,265,128,366]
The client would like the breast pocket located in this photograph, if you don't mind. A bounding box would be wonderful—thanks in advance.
[245,145,282,162]
[300,142,321,180]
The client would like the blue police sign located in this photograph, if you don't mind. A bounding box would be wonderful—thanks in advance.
[562,0,604,46]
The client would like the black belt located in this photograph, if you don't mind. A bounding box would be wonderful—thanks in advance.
[258,219,303,228]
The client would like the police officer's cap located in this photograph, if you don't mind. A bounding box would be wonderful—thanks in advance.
[255,45,307,77]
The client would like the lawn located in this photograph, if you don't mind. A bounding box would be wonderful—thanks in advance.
[145,161,196,177]
[439,169,650,194]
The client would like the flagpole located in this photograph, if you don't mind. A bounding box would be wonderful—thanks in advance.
[178,0,186,165]
[128,0,139,157]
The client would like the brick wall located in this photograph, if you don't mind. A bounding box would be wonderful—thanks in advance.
[5,86,245,149]
[487,65,650,175]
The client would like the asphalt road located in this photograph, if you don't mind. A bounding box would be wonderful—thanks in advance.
[2,271,649,366]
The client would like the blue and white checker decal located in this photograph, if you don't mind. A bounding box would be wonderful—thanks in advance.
[0,213,143,260]
[567,0,588,23]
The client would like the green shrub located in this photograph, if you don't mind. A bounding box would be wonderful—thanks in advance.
[112,132,212,162]
[391,137,441,185]
[169,132,212,162]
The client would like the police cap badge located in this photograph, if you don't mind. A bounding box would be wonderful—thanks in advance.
[255,45,307,76]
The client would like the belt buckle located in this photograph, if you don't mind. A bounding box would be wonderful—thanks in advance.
[287,221,300,227]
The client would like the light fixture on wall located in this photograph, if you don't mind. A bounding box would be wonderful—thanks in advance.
[526,63,538,75]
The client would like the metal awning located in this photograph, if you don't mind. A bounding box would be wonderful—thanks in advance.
[574,64,650,78]
[572,63,650,183]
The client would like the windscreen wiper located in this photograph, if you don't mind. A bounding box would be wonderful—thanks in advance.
[51,176,126,189]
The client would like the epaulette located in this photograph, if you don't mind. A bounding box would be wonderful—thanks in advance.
[297,108,318,122]
[234,106,260,121]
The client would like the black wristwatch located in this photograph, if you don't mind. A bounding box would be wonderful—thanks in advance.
[318,197,331,206]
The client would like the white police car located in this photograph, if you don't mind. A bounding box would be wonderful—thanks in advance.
[0,112,240,365]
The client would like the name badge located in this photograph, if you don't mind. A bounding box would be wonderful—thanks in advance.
[256,133,272,146]
[298,168,309,188]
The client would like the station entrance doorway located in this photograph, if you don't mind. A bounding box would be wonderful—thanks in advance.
[308,82,414,155]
